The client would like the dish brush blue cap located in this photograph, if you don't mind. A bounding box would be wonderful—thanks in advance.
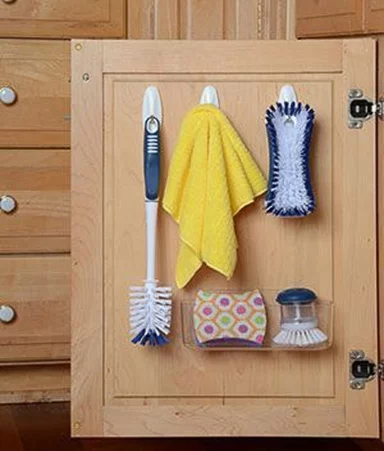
[276,288,317,305]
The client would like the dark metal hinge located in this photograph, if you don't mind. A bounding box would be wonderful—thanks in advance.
[349,350,384,390]
[348,88,384,129]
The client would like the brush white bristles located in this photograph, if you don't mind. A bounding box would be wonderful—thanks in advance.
[130,282,172,345]
[269,109,312,214]
[273,325,328,347]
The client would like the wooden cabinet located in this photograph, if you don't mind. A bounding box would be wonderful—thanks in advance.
[0,40,70,148]
[0,255,70,363]
[296,0,384,37]
[72,39,378,437]
[0,0,295,404]
[127,0,295,39]
[0,149,70,254]
[0,0,126,39]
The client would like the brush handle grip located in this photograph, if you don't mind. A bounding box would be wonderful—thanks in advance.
[144,116,160,201]
[145,201,158,281]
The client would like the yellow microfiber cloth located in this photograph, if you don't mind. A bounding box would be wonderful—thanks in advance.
[163,104,267,288]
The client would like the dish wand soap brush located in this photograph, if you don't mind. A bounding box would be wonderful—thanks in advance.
[272,288,328,347]
[265,85,316,217]
[129,86,172,346]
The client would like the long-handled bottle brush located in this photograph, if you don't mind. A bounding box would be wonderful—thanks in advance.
[129,86,172,346]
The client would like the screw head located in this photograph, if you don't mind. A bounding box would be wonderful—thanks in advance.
[350,350,364,360]
[349,89,363,99]
[348,120,363,129]
[75,43,82,51]
[350,380,365,390]
[82,73,90,82]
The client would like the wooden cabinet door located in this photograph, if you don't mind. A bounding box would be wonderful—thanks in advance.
[296,0,364,37]
[72,39,378,437]
[0,0,125,39]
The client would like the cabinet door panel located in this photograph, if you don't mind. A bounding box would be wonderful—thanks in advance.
[0,40,70,148]
[0,149,70,253]
[296,0,364,37]
[72,40,378,437]
[108,77,333,399]
[0,0,125,38]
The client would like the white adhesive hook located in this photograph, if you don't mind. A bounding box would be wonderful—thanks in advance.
[200,85,220,108]
[278,85,298,125]
[278,85,298,105]
[142,86,162,125]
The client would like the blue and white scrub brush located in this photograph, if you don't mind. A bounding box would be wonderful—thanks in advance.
[129,86,172,346]
[265,85,315,217]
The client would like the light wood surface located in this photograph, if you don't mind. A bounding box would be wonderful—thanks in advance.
[105,74,334,400]
[0,255,70,363]
[341,39,378,437]
[103,39,342,73]
[71,40,104,436]
[103,405,347,437]
[296,0,384,37]
[127,0,296,40]
[0,40,70,148]
[365,0,384,33]
[0,0,126,39]
[0,364,69,404]
[377,36,384,445]
[0,149,70,253]
[72,39,379,437]
[296,0,364,37]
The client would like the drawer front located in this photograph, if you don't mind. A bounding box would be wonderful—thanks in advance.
[0,255,70,363]
[0,40,70,148]
[0,149,70,253]
[0,0,125,38]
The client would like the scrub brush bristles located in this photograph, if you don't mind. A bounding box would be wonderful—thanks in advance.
[273,323,328,348]
[265,100,316,217]
[130,282,172,346]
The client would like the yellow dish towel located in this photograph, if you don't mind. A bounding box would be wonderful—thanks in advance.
[163,104,267,288]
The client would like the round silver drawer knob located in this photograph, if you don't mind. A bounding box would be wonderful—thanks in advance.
[0,195,17,213]
[0,305,16,324]
[0,86,17,105]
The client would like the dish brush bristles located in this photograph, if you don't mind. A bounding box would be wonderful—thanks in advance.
[265,101,316,217]
[129,282,172,346]
[273,326,328,348]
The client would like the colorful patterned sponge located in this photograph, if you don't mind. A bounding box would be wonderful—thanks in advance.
[193,290,267,347]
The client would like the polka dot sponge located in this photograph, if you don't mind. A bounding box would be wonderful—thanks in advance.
[193,290,267,346]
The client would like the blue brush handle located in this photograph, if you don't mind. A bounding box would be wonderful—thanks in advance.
[144,116,160,201]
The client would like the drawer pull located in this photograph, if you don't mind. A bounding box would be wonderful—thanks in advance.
[0,86,17,105]
[0,195,17,213]
[1,0,17,3]
[0,305,16,324]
